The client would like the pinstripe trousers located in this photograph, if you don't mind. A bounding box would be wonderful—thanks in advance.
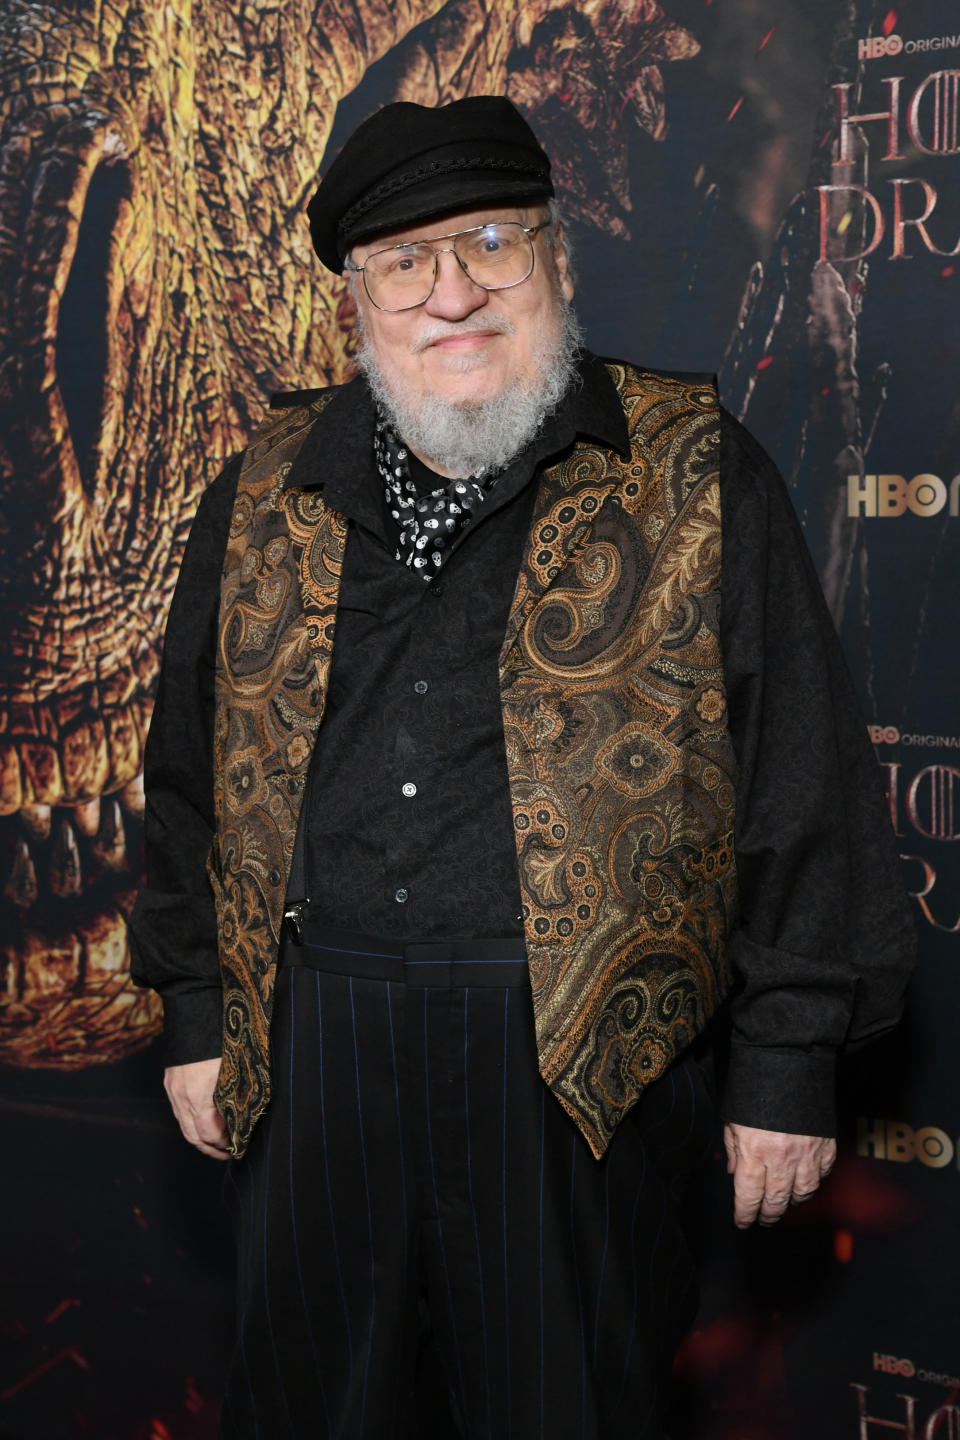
[218,940,714,1439]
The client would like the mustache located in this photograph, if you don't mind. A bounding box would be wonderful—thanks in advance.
[410,314,516,354]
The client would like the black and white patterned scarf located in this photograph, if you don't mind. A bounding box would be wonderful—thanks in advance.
[374,418,497,580]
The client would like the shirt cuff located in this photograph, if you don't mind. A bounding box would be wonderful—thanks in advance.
[720,1042,838,1137]
[160,987,223,1067]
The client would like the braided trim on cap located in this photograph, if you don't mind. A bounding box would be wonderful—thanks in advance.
[339,154,552,238]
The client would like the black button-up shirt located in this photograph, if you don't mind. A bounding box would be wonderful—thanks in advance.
[288,351,629,940]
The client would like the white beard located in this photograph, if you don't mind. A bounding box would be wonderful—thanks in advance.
[356,300,584,478]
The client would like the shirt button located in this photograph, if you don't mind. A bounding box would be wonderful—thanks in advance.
[402,782,417,798]
[432,585,443,598]
[414,680,428,695]
[395,887,409,903]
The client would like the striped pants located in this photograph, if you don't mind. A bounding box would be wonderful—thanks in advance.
[218,936,714,1439]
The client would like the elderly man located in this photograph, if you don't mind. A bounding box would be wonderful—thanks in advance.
[129,97,914,1439]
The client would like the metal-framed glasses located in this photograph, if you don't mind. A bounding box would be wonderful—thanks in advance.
[344,221,552,312]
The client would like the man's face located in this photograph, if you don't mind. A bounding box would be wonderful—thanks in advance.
[346,203,574,417]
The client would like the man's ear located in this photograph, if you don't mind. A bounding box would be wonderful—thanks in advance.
[553,225,575,302]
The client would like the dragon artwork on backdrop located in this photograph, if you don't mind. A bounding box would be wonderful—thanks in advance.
[0,0,705,1068]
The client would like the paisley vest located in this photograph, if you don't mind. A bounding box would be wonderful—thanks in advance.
[209,363,738,1159]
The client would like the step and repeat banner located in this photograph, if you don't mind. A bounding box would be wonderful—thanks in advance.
[1,0,956,1435]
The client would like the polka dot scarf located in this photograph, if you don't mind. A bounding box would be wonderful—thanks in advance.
[375,419,496,580]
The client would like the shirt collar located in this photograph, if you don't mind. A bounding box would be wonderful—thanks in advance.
[277,347,630,520]
[567,349,631,459]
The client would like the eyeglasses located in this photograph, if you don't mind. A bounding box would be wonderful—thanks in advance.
[344,221,552,312]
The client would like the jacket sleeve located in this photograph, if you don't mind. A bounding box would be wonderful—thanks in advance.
[717,410,916,1136]
[127,456,242,1065]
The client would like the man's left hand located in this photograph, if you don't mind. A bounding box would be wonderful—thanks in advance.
[723,1123,836,1229]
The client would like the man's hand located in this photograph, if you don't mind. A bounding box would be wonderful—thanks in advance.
[723,1122,836,1229]
[164,1058,231,1160]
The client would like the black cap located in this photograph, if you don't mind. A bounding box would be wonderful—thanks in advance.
[307,96,553,273]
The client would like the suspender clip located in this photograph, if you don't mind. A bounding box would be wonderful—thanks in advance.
[283,900,307,945]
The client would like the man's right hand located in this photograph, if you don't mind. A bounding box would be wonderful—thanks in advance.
[164,1058,231,1160]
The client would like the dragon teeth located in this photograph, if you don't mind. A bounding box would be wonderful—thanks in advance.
[93,798,126,871]
[21,804,52,842]
[5,769,143,908]
[5,838,39,909]
[49,818,82,899]
[119,773,145,819]
[73,798,101,837]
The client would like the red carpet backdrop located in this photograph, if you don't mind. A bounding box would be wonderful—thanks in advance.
[0,0,956,1435]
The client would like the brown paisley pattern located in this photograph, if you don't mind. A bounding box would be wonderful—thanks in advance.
[500,365,737,1156]
[211,364,735,1159]
[208,395,344,1157]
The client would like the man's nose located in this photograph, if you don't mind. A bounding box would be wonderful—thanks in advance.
[423,248,489,320]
